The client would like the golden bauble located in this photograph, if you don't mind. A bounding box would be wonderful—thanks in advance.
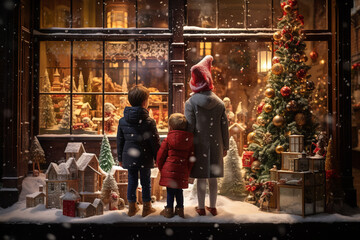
[273,31,282,41]
[247,132,256,144]
[264,103,273,113]
[275,145,285,154]
[256,116,265,126]
[283,5,292,13]
[251,160,261,173]
[273,115,284,127]
[271,63,284,75]
[265,88,275,98]
[295,113,306,126]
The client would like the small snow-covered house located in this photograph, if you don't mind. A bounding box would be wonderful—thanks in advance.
[77,202,96,218]
[26,185,45,208]
[45,157,79,209]
[64,142,85,161]
[77,153,106,202]
[92,198,104,215]
[62,188,81,217]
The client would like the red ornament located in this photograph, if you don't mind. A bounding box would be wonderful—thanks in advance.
[257,102,265,114]
[296,69,307,79]
[272,56,280,64]
[281,2,287,9]
[309,50,318,62]
[280,86,291,97]
[242,151,255,168]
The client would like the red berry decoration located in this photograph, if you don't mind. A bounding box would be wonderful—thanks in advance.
[280,86,291,97]
[296,69,307,79]
[272,56,280,65]
[257,102,265,114]
[288,0,297,7]
[281,2,287,9]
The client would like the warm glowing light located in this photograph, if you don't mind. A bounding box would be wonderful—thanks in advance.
[257,50,272,73]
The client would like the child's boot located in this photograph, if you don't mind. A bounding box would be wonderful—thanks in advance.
[142,201,156,217]
[127,202,140,217]
[174,207,185,218]
[160,206,174,218]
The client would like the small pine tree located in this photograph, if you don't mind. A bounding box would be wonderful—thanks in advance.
[29,136,46,173]
[100,173,119,205]
[78,71,85,92]
[39,70,56,129]
[99,134,115,173]
[60,96,75,129]
[219,137,246,199]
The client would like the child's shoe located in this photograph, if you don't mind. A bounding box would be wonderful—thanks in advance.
[195,207,206,216]
[160,206,174,218]
[174,207,185,218]
[205,206,218,216]
[142,201,156,217]
[127,202,140,217]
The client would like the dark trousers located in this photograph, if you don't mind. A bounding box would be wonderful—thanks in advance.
[166,187,184,208]
[127,168,151,203]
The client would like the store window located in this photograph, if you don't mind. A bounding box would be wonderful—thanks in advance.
[40,0,169,29]
[38,41,169,135]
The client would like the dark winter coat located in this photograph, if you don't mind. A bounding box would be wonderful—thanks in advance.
[185,91,229,178]
[156,130,194,189]
[117,106,160,169]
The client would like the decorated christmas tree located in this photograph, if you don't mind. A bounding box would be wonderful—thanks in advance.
[39,70,56,129]
[99,134,115,173]
[248,0,317,181]
[219,137,246,199]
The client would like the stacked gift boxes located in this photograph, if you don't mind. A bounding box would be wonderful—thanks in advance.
[273,135,326,217]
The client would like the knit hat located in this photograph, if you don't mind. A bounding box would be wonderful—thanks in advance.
[189,55,214,93]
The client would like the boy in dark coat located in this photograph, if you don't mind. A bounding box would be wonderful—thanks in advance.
[117,85,160,217]
[156,113,194,218]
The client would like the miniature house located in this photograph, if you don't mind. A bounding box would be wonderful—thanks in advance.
[62,188,81,217]
[229,123,246,157]
[77,202,97,218]
[26,185,45,208]
[77,153,106,202]
[64,142,85,161]
[45,157,79,209]
[92,198,104,215]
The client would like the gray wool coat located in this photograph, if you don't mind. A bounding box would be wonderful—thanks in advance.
[185,91,230,178]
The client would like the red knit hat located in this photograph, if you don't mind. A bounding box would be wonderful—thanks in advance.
[189,55,214,93]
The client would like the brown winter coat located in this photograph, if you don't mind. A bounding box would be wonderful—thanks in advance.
[185,91,229,178]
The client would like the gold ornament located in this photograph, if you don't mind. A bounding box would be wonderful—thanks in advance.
[273,115,284,127]
[247,132,256,144]
[275,145,284,154]
[301,55,308,63]
[251,160,261,173]
[256,116,265,126]
[295,113,306,126]
[265,88,275,98]
[271,63,284,75]
[273,31,282,41]
[264,103,273,113]
[283,5,292,13]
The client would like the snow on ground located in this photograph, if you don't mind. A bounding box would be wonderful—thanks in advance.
[1,174,360,224]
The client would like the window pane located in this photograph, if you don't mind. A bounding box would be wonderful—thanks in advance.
[186,41,272,127]
[187,0,216,28]
[305,41,329,131]
[138,41,169,92]
[73,41,103,93]
[73,94,103,135]
[105,0,136,28]
[40,0,71,28]
[105,41,137,92]
[273,0,328,30]
[39,94,70,134]
[247,0,271,28]
[72,0,103,28]
[39,41,71,93]
[138,0,169,28]
[219,0,244,28]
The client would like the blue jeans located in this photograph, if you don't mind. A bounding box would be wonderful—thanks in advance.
[127,168,151,203]
[166,187,184,208]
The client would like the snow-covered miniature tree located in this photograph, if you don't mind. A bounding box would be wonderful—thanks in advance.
[60,96,75,129]
[29,136,46,173]
[100,173,119,205]
[99,134,115,173]
[219,136,246,199]
[39,70,56,129]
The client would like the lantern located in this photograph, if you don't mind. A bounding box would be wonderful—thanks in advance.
[257,50,272,73]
